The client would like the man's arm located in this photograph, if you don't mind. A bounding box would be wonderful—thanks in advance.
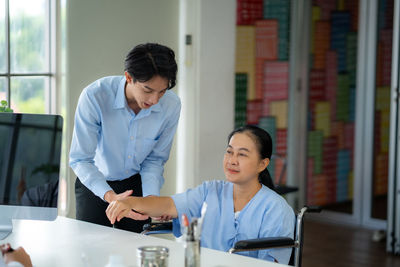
[69,89,114,200]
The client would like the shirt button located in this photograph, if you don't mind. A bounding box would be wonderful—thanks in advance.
[128,155,132,159]
[126,170,129,174]
[130,136,134,140]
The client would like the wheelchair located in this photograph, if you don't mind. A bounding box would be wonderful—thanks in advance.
[142,206,321,267]
[229,206,321,267]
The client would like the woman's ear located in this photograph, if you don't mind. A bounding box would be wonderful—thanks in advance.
[258,158,270,173]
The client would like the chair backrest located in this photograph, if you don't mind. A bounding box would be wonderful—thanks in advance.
[271,154,298,195]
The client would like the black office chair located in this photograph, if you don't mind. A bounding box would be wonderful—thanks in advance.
[143,206,321,267]
[141,221,173,235]
[270,154,298,195]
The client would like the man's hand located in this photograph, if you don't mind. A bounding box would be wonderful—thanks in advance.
[104,189,133,203]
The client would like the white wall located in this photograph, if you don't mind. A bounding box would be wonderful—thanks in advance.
[197,0,236,183]
[176,0,236,191]
[63,0,179,217]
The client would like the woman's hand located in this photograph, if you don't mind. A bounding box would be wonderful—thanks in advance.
[105,191,149,222]
[106,199,131,224]
[106,198,149,224]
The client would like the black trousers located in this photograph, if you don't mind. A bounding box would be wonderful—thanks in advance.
[75,173,150,233]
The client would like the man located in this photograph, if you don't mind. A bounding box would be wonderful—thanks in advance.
[69,43,180,232]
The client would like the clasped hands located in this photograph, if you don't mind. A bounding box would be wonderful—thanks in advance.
[104,189,171,224]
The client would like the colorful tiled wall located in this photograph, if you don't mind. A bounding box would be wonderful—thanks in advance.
[235,0,291,184]
[306,0,359,206]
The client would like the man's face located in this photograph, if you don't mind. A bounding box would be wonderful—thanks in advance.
[125,72,169,110]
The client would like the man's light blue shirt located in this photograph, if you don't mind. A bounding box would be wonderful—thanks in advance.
[171,180,295,263]
[69,76,181,200]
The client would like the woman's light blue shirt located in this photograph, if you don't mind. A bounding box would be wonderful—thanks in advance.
[171,180,295,263]
[69,76,181,199]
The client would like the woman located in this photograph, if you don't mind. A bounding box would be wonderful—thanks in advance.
[106,125,295,263]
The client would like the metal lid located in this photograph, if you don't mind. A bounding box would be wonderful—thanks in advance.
[137,246,169,259]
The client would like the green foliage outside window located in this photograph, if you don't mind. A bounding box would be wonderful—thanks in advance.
[0,100,13,112]
[0,1,49,114]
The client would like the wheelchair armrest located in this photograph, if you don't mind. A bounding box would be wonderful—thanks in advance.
[231,237,295,252]
[141,221,173,235]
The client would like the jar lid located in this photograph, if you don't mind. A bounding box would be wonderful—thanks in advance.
[137,246,169,259]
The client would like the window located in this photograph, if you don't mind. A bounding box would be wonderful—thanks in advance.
[0,0,55,114]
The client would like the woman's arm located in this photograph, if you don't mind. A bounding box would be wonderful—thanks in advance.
[106,196,177,224]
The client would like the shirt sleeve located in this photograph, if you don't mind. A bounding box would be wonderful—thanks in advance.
[0,254,23,267]
[69,89,113,200]
[257,201,295,264]
[170,181,208,237]
[140,101,181,196]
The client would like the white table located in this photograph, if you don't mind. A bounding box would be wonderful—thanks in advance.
[3,216,288,267]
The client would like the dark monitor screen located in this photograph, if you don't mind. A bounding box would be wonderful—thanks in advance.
[0,113,63,239]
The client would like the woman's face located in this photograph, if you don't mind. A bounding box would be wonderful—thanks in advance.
[223,132,268,185]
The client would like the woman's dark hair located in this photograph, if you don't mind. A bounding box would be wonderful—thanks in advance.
[227,125,275,190]
[124,43,177,89]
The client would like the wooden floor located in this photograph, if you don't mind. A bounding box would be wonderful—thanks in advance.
[302,219,400,267]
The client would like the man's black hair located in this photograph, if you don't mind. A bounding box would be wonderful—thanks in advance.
[124,43,177,89]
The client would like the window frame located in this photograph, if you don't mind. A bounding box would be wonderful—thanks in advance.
[0,0,57,114]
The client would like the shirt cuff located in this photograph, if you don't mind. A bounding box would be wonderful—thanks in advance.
[171,193,193,237]
[141,174,162,196]
[73,163,112,201]
[92,180,113,201]
[6,261,24,267]
[172,217,182,237]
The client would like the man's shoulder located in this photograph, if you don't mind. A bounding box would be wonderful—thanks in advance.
[160,90,181,106]
[84,76,124,95]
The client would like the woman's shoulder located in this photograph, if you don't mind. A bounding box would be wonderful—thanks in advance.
[259,186,294,215]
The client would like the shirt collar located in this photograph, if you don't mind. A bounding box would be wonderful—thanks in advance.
[149,101,162,113]
[113,77,127,109]
[136,101,161,119]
